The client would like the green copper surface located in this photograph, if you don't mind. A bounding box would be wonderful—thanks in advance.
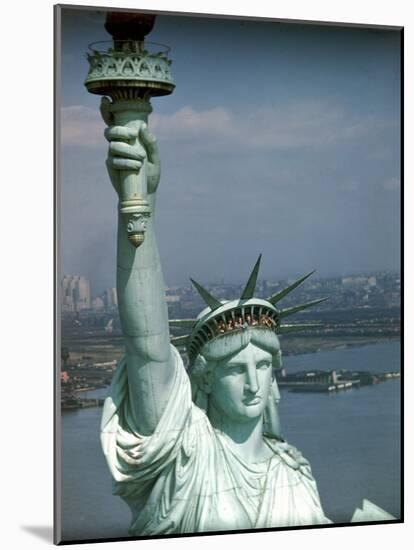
[84,41,175,98]
[240,254,262,299]
[279,296,329,318]
[267,270,315,304]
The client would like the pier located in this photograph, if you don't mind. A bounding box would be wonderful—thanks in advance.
[276,368,400,393]
[62,396,106,411]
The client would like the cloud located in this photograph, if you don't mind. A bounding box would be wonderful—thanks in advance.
[61,105,105,147]
[152,100,395,152]
[152,106,232,137]
[61,100,394,153]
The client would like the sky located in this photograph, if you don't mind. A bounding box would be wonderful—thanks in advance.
[59,7,401,295]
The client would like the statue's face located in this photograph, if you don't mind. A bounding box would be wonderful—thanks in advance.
[208,343,273,423]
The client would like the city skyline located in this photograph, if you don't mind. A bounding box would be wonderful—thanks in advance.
[61,274,118,312]
[61,269,400,316]
[60,8,401,291]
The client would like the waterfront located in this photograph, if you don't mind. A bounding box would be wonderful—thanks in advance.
[60,340,401,542]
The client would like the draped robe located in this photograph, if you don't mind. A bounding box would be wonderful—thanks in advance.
[101,346,331,535]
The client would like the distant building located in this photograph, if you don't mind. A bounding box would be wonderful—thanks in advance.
[104,288,118,310]
[367,276,377,287]
[342,276,368,286]
[61,275,91,312]
[92,296,105,311]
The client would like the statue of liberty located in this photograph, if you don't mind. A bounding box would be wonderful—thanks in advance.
[84,11,394,537]
[99,114,332,534]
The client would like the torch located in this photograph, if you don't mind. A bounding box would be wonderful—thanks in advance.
[84,12,175,247]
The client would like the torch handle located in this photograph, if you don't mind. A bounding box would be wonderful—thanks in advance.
[108,102,153,247]
[114,118,149,216]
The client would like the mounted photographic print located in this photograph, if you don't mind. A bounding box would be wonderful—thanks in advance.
[54,3,403,544]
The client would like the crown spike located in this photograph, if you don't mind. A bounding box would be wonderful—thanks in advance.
[240,254,262,300]
[277,323,323,334]
[279,297,328,319]
[169,319,197,328]
[268,270,315,305]
[190,278,222,310]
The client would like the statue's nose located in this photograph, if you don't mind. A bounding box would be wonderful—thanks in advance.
[245,363,259,394]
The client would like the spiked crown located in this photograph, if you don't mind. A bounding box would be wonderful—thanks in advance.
[169,255,327,366]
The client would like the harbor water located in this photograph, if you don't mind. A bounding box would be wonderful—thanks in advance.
[60,340,401,541]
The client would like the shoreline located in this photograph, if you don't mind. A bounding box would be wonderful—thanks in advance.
[61,338,401,401]
[280,335,400,357]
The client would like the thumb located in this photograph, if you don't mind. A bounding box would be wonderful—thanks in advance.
[100,97,113,126]
[140,123,160,166]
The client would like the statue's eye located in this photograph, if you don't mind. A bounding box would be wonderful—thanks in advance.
[257,361,271,370]
[226,365,244,375]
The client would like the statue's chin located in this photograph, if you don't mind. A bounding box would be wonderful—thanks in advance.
[238,404,266,421]
[210,400,266,424]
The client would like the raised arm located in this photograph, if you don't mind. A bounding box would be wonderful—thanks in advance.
[103,106,175,436]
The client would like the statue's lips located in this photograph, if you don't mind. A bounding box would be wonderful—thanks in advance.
[243,397,262,406]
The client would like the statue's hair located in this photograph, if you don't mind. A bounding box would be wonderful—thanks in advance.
[190,327,282,382]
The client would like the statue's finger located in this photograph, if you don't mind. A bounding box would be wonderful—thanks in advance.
[140,123,160,165]
[109,141,145,161]
[104,126,139,142]
[108,157,142,171]
[100,97,113,126]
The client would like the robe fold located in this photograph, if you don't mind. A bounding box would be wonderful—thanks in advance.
[101,346,331,535]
